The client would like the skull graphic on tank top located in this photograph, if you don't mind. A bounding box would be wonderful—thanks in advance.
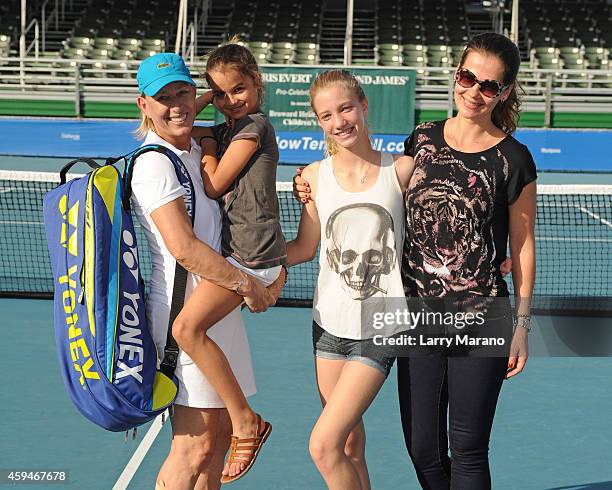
[325,203,396,300]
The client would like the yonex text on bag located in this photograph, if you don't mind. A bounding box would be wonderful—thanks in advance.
[43,145,194,432]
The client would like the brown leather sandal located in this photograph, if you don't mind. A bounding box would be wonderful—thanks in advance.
[220,414,272,485]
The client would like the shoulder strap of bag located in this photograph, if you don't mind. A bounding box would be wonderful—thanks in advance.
[59,158,102,184]
[121,144,196,380]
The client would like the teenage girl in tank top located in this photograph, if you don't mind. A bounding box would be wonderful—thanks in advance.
[285,69,415,490]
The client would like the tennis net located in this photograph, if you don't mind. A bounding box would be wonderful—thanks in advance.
[1,170,611,315]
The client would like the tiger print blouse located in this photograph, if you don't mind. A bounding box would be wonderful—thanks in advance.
[402,120,537,298]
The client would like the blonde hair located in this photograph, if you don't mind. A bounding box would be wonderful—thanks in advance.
[309,69,370,156]
[134,107,156,140]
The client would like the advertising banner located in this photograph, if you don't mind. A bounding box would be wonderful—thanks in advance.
[260,66,416,135]
[1,118,611,172]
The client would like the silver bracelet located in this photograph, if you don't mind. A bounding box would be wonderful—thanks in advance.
[515,315,532,332]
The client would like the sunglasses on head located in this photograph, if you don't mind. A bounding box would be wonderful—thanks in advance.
[455,68,508,98]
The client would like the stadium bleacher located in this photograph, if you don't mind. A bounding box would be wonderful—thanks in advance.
[0,0,610,93]
[0,0,610,71]
[522,0,611,73]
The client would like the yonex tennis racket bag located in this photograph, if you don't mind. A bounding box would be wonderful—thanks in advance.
[43,145,194,432]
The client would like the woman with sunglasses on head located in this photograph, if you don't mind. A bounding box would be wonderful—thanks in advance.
[397,32,536,489]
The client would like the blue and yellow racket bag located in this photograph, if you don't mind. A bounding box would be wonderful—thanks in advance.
[43,146,192,432]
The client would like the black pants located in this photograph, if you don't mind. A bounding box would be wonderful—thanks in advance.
[397,356,508,490]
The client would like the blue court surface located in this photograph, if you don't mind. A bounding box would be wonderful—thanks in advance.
[1,298,612,490]
[1,155,611,489]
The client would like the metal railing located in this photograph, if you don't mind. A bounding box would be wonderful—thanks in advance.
[0,58,610,125]
[184,23,197,65]
[41,0,60,52]
[24,19,40,59]
[179,0,210,60]
[198,0,211,32]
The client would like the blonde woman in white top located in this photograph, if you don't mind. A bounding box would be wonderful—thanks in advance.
[132,53,284,490]
[286,69,415,490]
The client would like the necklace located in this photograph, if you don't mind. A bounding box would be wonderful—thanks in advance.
[360,164,369,183]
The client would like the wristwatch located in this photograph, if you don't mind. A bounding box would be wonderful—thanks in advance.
[515,315,532,332]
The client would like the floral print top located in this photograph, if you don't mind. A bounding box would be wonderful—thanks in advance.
[402,120,537,298]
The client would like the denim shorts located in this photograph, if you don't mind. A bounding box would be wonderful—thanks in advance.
[312,321,395,377]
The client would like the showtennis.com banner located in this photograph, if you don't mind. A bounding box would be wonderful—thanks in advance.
[0,118,611,172]
[273,132,407,163]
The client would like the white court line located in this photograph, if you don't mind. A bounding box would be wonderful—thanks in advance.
[113,412,167,490]
[578,206,612,229]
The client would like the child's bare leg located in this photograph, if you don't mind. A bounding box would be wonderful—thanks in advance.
[171,279,264,478]
[315,358,371,489]
[309,360,385,490]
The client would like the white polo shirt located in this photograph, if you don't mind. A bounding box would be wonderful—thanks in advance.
[130,130,222,336]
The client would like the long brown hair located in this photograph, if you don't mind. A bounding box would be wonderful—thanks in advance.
[309,69,370,156]
[205,37,264,104]
[459,32,522,134]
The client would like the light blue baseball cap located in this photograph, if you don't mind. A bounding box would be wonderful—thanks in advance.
[137,52,196,96]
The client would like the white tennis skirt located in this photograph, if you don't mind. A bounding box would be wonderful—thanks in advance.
[149,301,256,409]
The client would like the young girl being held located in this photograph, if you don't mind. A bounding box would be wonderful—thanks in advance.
[173,42,286,484]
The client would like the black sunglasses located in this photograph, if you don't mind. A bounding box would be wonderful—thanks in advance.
[455,68,508,98]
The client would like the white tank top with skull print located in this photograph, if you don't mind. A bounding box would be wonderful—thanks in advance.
[313,152,407,340]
